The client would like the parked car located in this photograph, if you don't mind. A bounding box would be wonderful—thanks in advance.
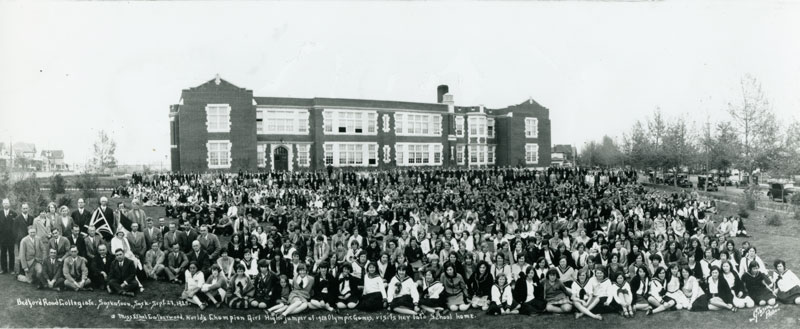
[766,183,797,203]
[697,176,719,191]
[664,174,692,188]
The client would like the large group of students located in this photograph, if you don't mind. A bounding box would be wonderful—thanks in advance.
[2,167,800,322]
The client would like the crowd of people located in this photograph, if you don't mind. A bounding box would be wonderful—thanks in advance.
[2,167,800,322]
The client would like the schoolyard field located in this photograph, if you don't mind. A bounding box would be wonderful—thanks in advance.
[1,192,799,328]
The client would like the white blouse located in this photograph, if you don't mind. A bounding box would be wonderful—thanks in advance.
[387,276,419,303]
[773,270,800,292]
[185,270,205,290]
[363,275,388,299]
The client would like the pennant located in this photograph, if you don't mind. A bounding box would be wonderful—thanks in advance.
[88,208,113,239]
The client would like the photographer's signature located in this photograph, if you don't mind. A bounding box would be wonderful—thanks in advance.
[749,305,780,323]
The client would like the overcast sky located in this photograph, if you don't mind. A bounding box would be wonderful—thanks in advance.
[1,0,798,166]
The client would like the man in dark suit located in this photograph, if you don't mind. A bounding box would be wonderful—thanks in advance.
[157,217,169,235]
[49,228,71,261]
[162,223,186,252]
[38,248,64,291]
[159,243,188,283]
[143,218,162,250]
[71,198,93,234]
[66,226,87,259]
[98,197,115,236]
[0,198,17,274]
[182,222,198,253]
[108,248,139,296]
[196,225,221,262]
[186,240,211,276]
[90,244,112,289]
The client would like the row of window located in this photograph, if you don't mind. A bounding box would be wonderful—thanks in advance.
[206,106,539,138]
[206,141,538,169]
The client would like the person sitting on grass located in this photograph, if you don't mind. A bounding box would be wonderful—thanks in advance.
[108,248,140,297]
[609,272,633,318]
[542,267,574,314]
[267,274,292,315]
[182,261,207,310]
[704,265,737,312]
[360,261,388,312]
[252,259,280,309]
[144,242,164,281]
[487,273,518,315]
[63,245,92,292]
[647,267,677,315]
[38,248,64,291]
[718,261,753,308]
[469,261,494,311]
[216,248,235,280]
[772,260,800,305]
[741,261,776,306]
[336,263,360,310]
[202,264,228,308]
[388,265,422,316]
[226,264,254,309]
[441,262,470,312]
[419,268,448,316]
[277,264,314,321]
[572,269,601,320]
[309,262,337,312]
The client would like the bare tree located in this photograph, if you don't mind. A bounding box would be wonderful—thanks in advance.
[727,75,781,184]
[92,130,117,173]
[663,116,697,187]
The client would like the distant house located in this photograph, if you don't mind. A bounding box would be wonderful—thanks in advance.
[552,144,576,167]
[41,150,68,171]
[13,142,37,159]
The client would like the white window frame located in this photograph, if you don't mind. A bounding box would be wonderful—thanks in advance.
[468,116,487,138]
[488,145,496,164]
[525,143,539,164]
[456,145,465,165]
[296,144,311,167]
[257,144,267,168]
[525,117,539,138]
[455,116,465,137]
[394,112,442,136]
[207,140,232,169]
[257,108,309,135]
[394,143,443,166]
[322,142,379,167]
[382,145,391,163]
[488,118,495,138]
[382,114,391,133]
[322,109,378,135]
[206,104,231,133]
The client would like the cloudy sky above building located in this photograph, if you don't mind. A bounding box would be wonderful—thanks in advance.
[1,0,798,166]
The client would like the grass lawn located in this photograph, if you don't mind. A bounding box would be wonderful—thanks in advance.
[2,194,800,328]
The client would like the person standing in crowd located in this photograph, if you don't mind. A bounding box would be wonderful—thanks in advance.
[0,199,18,274]
[71,199,92,234]
[12,203,32,274]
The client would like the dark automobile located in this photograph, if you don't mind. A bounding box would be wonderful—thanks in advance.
[766,183,797,203]
[697,176,719,191]
[664,175,692,188]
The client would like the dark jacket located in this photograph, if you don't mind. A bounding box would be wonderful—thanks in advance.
[0,210,18,245]
[186,250,211,271]
[109,257,137,285]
